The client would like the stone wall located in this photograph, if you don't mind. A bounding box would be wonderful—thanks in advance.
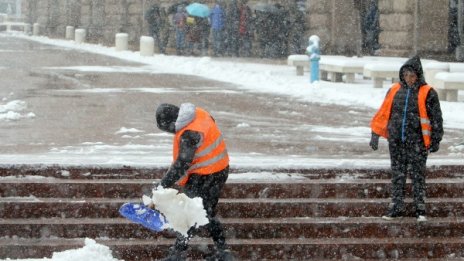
[308,0,362,55]
[21,0,451,58]
[416,0,448,55]
[378,0,415,56]
[378,0,449,57]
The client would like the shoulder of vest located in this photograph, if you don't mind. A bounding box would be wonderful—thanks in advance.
[391,83,401,90]
[420,84,432,90]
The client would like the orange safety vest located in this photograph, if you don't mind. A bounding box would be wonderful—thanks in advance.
[370,83,432,148]
[173,107,229,186]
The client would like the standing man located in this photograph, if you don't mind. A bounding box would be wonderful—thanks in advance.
[145,4,165,54]
[287,0,306,54]
[155,103,234,261]
[224,0,240,57]
[362,0,380,55]
[159,7,171,54]
[172,6,187,55]
[210,0,225,56]
[369,56,443,222]
[238,0,253,57]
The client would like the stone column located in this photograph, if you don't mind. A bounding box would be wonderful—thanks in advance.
[456,0,464,61]
[416,0,448,55]
[330,0,361,55]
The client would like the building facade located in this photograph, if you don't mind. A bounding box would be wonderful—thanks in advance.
[19,0,459,60]
[0,0,21,17]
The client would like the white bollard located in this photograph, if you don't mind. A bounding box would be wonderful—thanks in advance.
[424,62,450,100]
[115,33,129,51]
[32,23,40,36]
[75,28,86,44]
[140,36,154,56]
[65,26,75,40]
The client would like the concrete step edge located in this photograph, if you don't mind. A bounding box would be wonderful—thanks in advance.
[3,197,464,203]
[2,237,464,245]
[2,216,464,225]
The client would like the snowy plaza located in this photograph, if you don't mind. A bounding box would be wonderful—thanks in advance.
[0,31,464,260]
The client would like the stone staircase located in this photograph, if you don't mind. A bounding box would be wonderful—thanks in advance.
[1,165,464,260]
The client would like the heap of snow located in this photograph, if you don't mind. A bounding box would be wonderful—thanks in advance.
[1,238,122,261]
[0,100,35,121]
[51,239,120,261]
[143,186,209,237]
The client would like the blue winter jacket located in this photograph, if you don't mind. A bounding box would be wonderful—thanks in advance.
[210,4,224,30]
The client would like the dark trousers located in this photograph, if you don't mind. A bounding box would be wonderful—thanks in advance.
[150,29,165,54]
[173,166,229,252]
[388,140,428,213]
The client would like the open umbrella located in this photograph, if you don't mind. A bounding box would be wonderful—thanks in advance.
[186,2,210,18]
[254,3,282,14]
[167,1,189,14]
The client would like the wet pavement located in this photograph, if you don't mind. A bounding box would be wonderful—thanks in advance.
[0,35,462,163]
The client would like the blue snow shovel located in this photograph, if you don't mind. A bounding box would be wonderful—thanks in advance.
[119,202,168,232]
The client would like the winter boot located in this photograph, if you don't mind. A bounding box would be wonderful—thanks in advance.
[415,209,427,222]
[382,206,404,220]
[204,248,235,261]
[161,246,187,261]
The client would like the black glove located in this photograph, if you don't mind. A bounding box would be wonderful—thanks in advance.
[369,133,379,151]
[429,142,440,153]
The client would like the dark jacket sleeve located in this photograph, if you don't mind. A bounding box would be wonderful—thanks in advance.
[426,88,444,146]
[160,130,201,188]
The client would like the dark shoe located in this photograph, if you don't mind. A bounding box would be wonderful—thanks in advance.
[204,249,235,261]
[416,210,427,222]
[382,209,403,220]
[416,215,427,222]
[161,247,187,261]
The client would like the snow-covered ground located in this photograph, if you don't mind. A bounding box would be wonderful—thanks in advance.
[0,31,464,260]
[1,32,463,168]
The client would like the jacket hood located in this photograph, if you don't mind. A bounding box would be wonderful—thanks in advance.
[175,103,196,132]
[399,55,426,86]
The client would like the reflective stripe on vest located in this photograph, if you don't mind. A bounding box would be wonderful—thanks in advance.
[370,83,432,148]
[418,85,432,148]
[173,108,229,186]
[194,134,224,159]
[189,149,228,172]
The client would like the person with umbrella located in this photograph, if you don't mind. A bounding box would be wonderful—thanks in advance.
[185,2,210,56]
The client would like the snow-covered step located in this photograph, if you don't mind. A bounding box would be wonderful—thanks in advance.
[2,217,464,239]
[2,197,464,218]
[1,165,464,260]
[2,177,464,198]
[1,165,463,180]
[2,237,464,260]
